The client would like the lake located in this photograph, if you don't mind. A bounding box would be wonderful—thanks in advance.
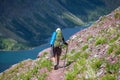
[0,26,89,73]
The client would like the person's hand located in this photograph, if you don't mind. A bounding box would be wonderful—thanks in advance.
[50,45,53,47]
[64,42,68,45]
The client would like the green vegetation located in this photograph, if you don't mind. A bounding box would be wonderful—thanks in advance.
[1,7,120,80]
[87,35,93,41]
[115,48,120,55]
[100,60,120,80]
[71,49,75,54]
[101,74,116,80]
[81,52,90,59]
[62,12,84,26]
[66,55,92,79]
[106,61,120,74]
[114,12,120,19]
[38,73,47,80]
[34,59,52,79]
[65,49,119,80]
[18,64,48,80]
[65,71,78,80]
[0,52,52,80]
[65,64,79,80]
[38,59,52,71]
[0,37,29,50]
[65,13,120,79]
[65,58,86,80]
[43,52,48,57]
[0,0,120,51]
[95,37,106,46]
[99,16,107,21]
[107,45,114,54]
[107,43,120,55]
[90,58,103,71]
[82,44,88,51]
[109,34,119,43]
[68,51,81,61]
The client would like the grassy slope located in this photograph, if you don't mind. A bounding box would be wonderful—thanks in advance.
[0,0,120,50]
[65,7,120,80]
[0,7,120,80]
[0,37,29,50]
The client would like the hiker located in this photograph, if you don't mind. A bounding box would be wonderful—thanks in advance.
[50,28,68,70]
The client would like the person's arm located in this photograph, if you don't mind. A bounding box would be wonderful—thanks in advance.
[62,37,68,45]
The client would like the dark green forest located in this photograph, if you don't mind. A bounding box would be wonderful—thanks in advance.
[0,0,120,50]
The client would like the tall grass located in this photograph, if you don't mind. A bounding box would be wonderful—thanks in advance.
[82,45,88,51]
[114,12,120,20]
[95,37,106,46]
[101,74,116,80]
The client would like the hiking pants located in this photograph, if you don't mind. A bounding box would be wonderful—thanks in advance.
[53,47,62,66]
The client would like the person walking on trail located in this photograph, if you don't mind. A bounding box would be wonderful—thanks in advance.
[50,28,68,70]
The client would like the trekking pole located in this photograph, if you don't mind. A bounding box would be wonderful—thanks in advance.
[63,45,68,71]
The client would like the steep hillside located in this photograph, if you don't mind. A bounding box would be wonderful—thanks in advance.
[0,7,120,80]
[0,0,120,50]
[64,7,120,80]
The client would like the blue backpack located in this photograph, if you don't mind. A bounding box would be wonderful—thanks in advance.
[50,32,57,45]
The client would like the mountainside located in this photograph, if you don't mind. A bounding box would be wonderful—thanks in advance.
[0,0,120,50]
[0,7,120,80]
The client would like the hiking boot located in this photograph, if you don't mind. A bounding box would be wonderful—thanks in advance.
[54,65,58,70]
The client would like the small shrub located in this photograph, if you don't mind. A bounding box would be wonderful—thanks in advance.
[114,12,120,20]
[32,66,39,74]
[90,58,103,71]
[62,44,68,49]
[77,58,87,73]
[100,16,106,21]
[43,52,48,57]
[101,74,116,80]
[73,64,80,74]
[107,46,114,54]
[68,51,81,62]
[109,34,119,43]
[87,35,93,41]
[115,45,120,55]
[40,59,52,71]
[106,61,120,74]
[107,44,117,54]
[115,49,120,55]
[65,56,87,80]
[95,37,106,46]
[78,58,86,66]
[82,45,88,51]
[38,73,47,80]
[19,72,32,80]
[71,49,75,54]
[65,72,77,80]
[81,52,90,59]
[61,53,68,60]
[65,64,80,80]
[72,52,81,61]
[66,59,74,66]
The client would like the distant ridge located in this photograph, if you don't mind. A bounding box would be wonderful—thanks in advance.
[0,0,120,50]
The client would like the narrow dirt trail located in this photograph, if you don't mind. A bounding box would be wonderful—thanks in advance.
[46,60,66,80]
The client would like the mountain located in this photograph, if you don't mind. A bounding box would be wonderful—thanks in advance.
[0,7,120,80]
[0,0,120,50]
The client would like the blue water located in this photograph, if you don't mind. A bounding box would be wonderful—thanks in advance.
[0,26,88,73]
